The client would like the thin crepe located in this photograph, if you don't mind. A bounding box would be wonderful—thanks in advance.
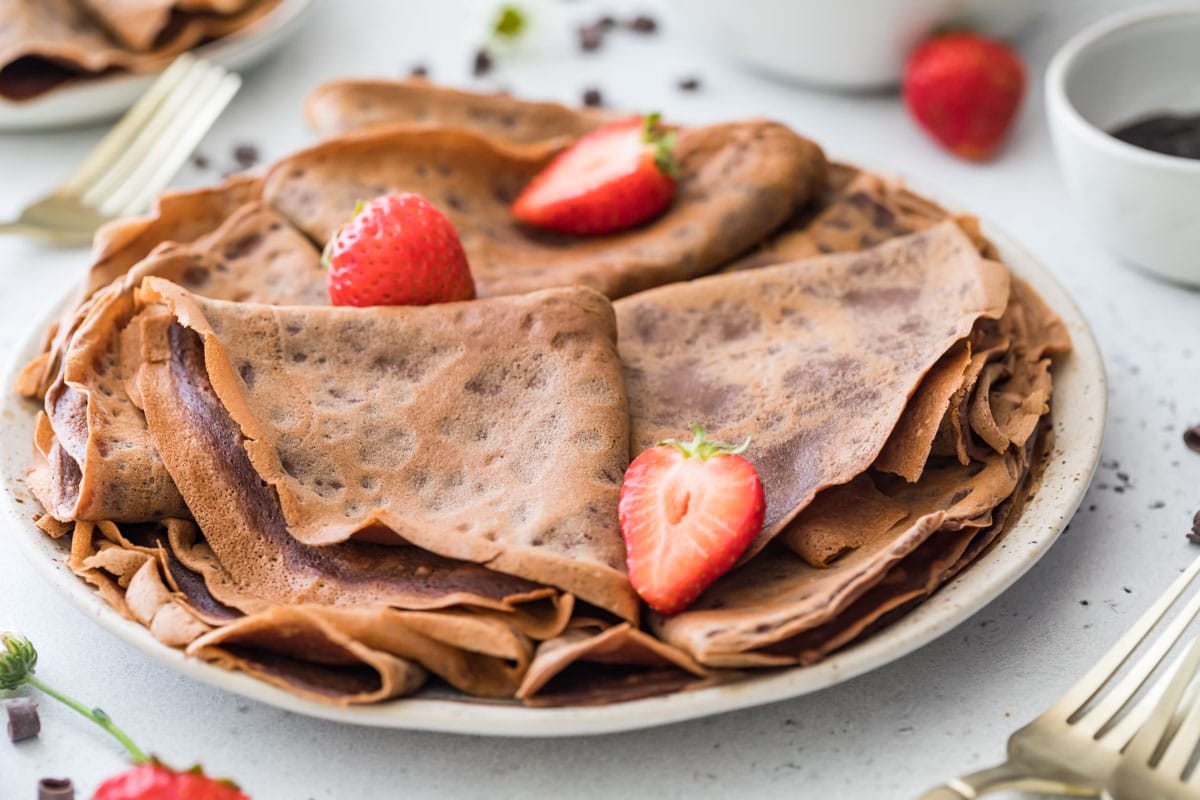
[32,202,328,522]
[652,272,1068,667]
[262,120,827,299]
[0,0,280,100]
[128,279,638,620]
[306,78,616,142]
[615,221,1010,556]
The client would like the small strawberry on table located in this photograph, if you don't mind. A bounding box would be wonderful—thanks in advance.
[903,31,1026,161]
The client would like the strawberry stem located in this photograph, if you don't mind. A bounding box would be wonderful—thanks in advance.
[1,633,149,764]
[641,113,679,179]
[660,424,750,461]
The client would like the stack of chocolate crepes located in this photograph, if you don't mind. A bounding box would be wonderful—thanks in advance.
[0,0,282,101]
[17,80,1071,706]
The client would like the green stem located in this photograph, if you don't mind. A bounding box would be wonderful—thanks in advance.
[25,674,148,764]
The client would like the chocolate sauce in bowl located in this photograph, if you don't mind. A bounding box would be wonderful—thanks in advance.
[1110,112,1200,159]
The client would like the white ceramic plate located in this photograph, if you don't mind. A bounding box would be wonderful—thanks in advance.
[0,0,313,132]
[0,218,1106,736]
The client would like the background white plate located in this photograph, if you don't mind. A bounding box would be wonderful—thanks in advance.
[0,0,313,132]
[0,218,1106,736]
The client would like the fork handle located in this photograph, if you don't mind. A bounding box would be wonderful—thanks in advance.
[916,761,1099,799]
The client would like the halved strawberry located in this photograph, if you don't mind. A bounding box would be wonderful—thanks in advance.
[511,113,678,235]
[618,425,765,615]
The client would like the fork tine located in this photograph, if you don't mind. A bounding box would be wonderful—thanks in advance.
[99,66,239,217]
[1124,636,1200,768]
[1157,662,1200,779]
[79,59,215,207]
[114,72,241,217]
[1073,575,1200,739]
[1052,556,1200,724]
[58,54,197,196]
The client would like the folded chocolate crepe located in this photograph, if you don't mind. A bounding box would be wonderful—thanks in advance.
[30,202,329,523]
[306,78,616,142]
[262,120,826,299]
[126,278,639,621]
[646,265,1069,667]
[615,221,1010,556]
[0,0,279,101]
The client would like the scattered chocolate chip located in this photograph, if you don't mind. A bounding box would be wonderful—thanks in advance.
[1080,600,1089,606]
[627,14,658,33]
[190,152,209,170]
[1123,587,1132,594]
[1151,500,1166,509]
[1116,471,1130,482]
[473,48,494,78]
[578,23,605,52]
[5,697,40,742]
[1190,511,1200,544]
[39,777,74,800]
[232,144,259,169]
[409,63,429,78]
[582,87,604,107]
[1185,424,1200,454]
[677,76,701,92]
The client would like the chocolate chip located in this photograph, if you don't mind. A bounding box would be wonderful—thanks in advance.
[578,23,605,52]
[677,76,701,92]
[232,144,258,169]
[1189,511,1200,544]
[5,697,40,742]
[1184,424,1200,454]
[582,87,604,107]
[409,63,429,78]
[38,778,74,800]
[472,48,493,77]
[190,153,209,170]
[627,14,658,33]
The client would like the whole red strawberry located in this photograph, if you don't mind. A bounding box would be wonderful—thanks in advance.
[903,32,1026,161]
[323,193,475,307]
[93,763,248,800]
[512,113,677,235]
[619,425,765,615]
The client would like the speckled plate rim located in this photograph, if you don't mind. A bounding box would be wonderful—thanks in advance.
[0,214,1106,737]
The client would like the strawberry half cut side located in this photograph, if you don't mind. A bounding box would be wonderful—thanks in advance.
[511,113,679,236]
[618,424,765,615]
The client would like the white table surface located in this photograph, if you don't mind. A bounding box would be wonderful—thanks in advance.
[1,1,1198,797]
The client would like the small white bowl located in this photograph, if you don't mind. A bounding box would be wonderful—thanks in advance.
[1046,4,1200,287]
[680,0,1041,90]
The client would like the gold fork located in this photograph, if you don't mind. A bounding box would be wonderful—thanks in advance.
[0,54,241,246]
[1101,635,1200,799]
[919,555,1200,798]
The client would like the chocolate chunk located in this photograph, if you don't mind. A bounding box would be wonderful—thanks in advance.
[190,152,209,170]
[627,14,658,34]
[39,778,74,800]
[409,63,429,78]
[232,144,259,169]
[677,76,701,92]
[1185,424,1200,454]
[5,697,40,742]
[582,87,604,108]
[472,48,493,78]
[1189,510,1200,544]
[578,23,605,52]
[597,15,617,30]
